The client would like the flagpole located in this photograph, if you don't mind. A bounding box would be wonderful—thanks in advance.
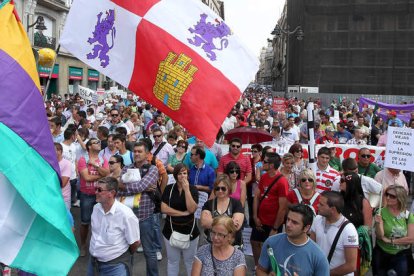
[43,44,60,102]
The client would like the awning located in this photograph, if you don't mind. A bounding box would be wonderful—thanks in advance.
[88,69,99,81]
[38,64,59,78]
[69,66,83,80]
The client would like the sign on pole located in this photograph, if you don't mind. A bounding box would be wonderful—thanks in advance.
[384,127,414,172]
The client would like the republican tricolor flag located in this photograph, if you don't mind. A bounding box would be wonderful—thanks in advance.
[0,1,79,275]
[60,0,259,145]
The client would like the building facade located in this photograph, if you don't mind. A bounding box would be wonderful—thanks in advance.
[256,41,274,85]
[17,0,104,97]
[271,0,414,95]
[201,0,225,19]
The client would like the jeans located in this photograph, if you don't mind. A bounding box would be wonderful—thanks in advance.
[80,192,96,224]
[372,245,408,276]
[153,213,162,252]
[70,179,77,204]
[87,257,129,276]
[163,236,199,276]
[140,215,159,276]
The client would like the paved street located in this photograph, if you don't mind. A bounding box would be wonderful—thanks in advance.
[68,207,255,275]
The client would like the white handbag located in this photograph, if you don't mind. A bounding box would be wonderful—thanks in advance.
[168,184,195,250]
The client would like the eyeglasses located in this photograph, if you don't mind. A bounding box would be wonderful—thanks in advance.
[110,113,119,117]
[108,161,119,165]
[153,134,162,138]
[360,154,371,159]
[301,178,314,183]
[229,170,239,174]
[95,187,113,193]
[231,144,241,149]
[214,186,227,192]
[210,230,228,239]
[385,192,397,199]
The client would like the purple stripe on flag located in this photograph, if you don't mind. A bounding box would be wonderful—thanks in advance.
[0,49,60,175]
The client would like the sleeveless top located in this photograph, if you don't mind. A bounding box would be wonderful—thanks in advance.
[230,180,242,201]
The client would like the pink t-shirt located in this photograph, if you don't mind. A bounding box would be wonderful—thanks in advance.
[230,180,242,202]
[59,158,72,209]
[78,156,109,195]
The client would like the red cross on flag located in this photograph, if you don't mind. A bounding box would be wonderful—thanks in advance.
[60,0,259,146]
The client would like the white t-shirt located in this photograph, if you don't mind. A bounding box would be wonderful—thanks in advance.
[61,142,77,180]
[311,215,358,275]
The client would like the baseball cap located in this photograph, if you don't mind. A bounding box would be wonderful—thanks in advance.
[389,111,397,117]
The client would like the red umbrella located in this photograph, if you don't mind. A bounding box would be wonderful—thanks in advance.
[224,127,273,144]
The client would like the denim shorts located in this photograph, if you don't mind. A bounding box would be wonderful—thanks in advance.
[80,192,96,225]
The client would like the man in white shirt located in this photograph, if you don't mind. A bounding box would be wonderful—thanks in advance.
[311,191,358,276]
[151,128,175,167]
[88,177,140,276]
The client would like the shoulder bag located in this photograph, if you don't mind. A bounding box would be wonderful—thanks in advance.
[168,184,195,249]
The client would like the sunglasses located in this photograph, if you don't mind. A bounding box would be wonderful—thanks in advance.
[229,170,239,174]
[108,161,119,165]
[214,186,227,192]
[301,178,314,183]
[385,192,397,199]
[95,187,112,193]
[110,114,119,117]
[360,154,371,159]
[177,145,186,149]
[153,134,162,138]
[91,141,101,145]
[251,150,259,153]
[295,150,303,153]
[340,174,353,182]
[231,144,241,149]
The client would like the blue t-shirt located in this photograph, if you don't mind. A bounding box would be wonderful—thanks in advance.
[259,233,329,276]
[183,148,218,169]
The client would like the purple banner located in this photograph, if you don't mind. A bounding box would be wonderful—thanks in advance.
[359,97,414,124]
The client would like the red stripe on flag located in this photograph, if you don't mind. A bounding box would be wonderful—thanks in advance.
[110,0,160,17]
[129,19,241,146]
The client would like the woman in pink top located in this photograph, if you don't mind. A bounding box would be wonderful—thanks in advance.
[226,161,246,208]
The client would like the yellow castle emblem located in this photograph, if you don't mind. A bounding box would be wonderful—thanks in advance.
[153,52,198,110]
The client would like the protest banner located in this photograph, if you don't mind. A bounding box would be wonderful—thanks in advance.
[194,191,209,219]
[78,85,94,102]
[384,127,414,172]
[272,97,286,112]
[359,97,414,124]
[218,143,386,165]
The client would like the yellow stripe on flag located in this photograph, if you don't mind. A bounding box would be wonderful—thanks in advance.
[0,3,41,92]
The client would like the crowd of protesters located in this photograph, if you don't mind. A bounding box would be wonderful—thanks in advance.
[25,89,414,276]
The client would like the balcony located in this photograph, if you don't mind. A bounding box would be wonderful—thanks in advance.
[33,32,56,49]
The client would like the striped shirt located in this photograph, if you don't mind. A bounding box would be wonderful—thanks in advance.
[118,162,159,220]
[218,153,252,180]
[315,165,340,193]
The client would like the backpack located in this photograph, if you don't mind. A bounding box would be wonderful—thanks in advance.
[293,188,318,215]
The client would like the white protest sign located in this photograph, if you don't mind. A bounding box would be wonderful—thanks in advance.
[195,191,209,219]
[384,127,414,172]
[79,85,94,101]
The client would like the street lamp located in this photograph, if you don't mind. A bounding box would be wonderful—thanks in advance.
[27,15,47,32]
[271,24,304,98]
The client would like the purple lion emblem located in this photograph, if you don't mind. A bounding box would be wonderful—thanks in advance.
[188,13,231,61]
[86,9,116,68]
